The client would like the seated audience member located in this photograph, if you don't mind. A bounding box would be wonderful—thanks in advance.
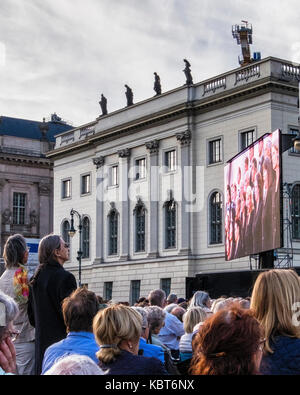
[190,304,264,375]
[44,354,104,375]
[93,304,168,375]
[145,306,167,349]
[166,293,178,305]
[171,306,186,323]
[250,269,300,375]
[0,290,19,375]
[188,291,213,315]
[131,307,164,363]
[179,307,207,362]
[42,287,100,374]
[148,289,184,359]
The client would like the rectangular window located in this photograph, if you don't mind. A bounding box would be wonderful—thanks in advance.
[135,209,145,252]
[165,203,176,248]
[110,165,119,186]
[130,280,141,306]
[135,158,146,180]
[62,179,71,199]
[81,174,91,195]
[109,212,118,255]
[104,282,113,301]
[165,150,176,172]
[160,278,171,298]
[209,139,222,164]
[13,193,26,225]
[240,130,255,151]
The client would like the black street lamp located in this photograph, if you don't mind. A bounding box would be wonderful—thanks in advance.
[68,208,83,287]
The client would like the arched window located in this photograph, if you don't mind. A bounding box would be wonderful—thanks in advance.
[62,220,70,245]
[164,198,176,249]
[108,208,118,255]
[82,217,90,258]
[292,184,300,239]
[210,191,223,244]
[134,199,146,252]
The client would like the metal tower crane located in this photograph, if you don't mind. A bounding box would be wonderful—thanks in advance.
[232,21,257,67]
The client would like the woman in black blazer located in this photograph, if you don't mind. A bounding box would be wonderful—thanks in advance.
[28,234,77,375]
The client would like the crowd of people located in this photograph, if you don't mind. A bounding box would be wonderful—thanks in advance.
[0,232,300,375]
[225,131,281,261]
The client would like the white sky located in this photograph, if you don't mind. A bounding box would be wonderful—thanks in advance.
[0,0,299,127]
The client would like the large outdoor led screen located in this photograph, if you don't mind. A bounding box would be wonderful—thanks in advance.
[224,129,281,261]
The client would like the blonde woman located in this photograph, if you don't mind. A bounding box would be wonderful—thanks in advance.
[250,269,300,375]
[92,304,167,375]
[179,307,207,361]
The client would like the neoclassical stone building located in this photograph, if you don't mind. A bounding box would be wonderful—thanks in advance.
[47,57,300,301]
[0,115,73,272]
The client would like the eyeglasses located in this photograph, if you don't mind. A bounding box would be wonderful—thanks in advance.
[5,330,20,342]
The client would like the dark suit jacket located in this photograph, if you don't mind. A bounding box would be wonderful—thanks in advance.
[28,259,77,375]
[99,350,168,375]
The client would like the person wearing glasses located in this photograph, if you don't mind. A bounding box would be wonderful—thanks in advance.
[0,289,19,374]
[28,234,77,375]
[0,234,35,375]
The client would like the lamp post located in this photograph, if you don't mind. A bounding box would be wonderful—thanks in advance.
[68,208,83,287]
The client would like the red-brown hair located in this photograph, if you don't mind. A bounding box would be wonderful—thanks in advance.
[190,304,263,375]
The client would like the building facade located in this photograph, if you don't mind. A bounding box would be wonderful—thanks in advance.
[0,115,73,272]
[47,57,300,301]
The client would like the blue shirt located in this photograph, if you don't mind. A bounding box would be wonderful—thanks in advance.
[158,312,184,350]
[139,337,165,363]
[42,331,100,374]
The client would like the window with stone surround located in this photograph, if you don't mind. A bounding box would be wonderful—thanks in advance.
[165,149,176,172]
[62,179,71,199]
[134,199,146,252]
[130,280,141,306]
[62,220,70,244]
[104,282,113,301]
[160,278,171,298]
[81,174,91,195]
[209,191,223,244]
[164,199,176,249]
[288,127,300,155]
[82,216,90,258]
[108,209,118,255]
[13,192,26,225]
[135,158,146,180]
[240,129,255,151]
[110,165,119,186]
[208,138,222,164]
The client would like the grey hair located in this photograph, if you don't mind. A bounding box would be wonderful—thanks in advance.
[167,293,177,303]
[189,291,210,309]
[131,307,148,329]
[3,234,27,269]
[148,289,166,307]
[0,290,19,340]
[144,306,166,332]
[164,303,177,313]
[43,354,104,375]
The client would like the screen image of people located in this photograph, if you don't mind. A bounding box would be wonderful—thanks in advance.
[224,129,281,261]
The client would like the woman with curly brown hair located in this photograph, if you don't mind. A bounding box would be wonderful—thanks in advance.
[190,304,264,375]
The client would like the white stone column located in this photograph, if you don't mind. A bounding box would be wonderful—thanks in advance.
[145,140,160,258]
[176,130,192,255]
[93,156,105,263]
[118,148,131,261]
